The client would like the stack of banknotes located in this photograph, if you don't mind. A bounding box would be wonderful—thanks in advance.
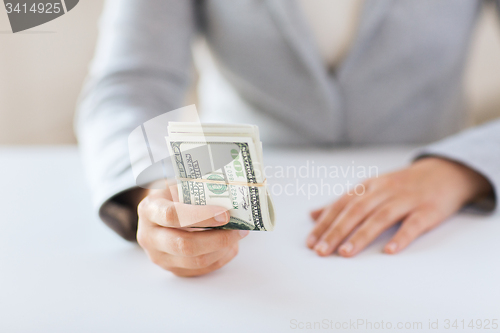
[166,122,276,231]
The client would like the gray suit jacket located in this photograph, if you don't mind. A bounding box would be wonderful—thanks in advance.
[76,0,500,240]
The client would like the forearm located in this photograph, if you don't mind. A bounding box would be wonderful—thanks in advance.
[76,0,196,239]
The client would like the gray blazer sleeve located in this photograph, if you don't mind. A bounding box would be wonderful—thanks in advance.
[416,119,500,213]
[75,0,195,240]
[417,0,500,213]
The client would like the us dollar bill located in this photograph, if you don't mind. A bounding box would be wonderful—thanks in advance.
[166,123,275,231]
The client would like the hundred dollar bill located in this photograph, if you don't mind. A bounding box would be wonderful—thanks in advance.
[166,123,275,231]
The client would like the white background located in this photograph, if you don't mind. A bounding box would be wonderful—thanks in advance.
[1,146,498,332]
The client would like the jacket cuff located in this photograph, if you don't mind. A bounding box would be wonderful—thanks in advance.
[414,127,499,214]
[93,170,140,241]
[93,163,172,241]
[99,196,138,242]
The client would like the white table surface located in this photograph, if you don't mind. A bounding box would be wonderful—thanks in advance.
[0,146,499,333]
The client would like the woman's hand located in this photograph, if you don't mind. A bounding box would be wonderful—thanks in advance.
[137,185,249,277]
[307,157,492,257]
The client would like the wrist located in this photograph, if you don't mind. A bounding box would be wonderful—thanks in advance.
[415,157,493,202]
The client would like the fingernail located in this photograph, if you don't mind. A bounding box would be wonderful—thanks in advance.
[314,241,330,255]
[214,211,229,224]
[306,235,317,248]
[339,242,353,255]
[385,242,398,254]
[239,230,250,238]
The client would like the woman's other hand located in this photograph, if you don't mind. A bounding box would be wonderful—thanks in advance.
[307,157,492,257]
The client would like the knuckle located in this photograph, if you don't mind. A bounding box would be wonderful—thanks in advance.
[355,184,368,196]
[409,216,427,231]
[316,215,333,228]
[174,235,195,256]
[194,254,211,269]
[354,229,370,241]
[137,198,148,217]
[375,207,393,222]
[217,232,231,249]
[325,227,345,241]
[379,176,396,189]
[348,200,369,217]
[164,204,178,224]
[334,224,350,237]
[212,258,226,270]
[362,178,377,192]
[419,201,440,214]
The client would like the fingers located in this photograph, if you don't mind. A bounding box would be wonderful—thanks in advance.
[137,221,247,277]
[137,185,247,277]
[309,190,392,255]
[169,243,239,277]
[156,243,238,270]
[337,198,415,257]
[147,227,249,257]
[306,159,471,258]
[384,207,442,254]
[139,196,230,228]
[306,194,351,248]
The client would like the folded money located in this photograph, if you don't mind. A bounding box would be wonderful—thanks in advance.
[166,122,275,231]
